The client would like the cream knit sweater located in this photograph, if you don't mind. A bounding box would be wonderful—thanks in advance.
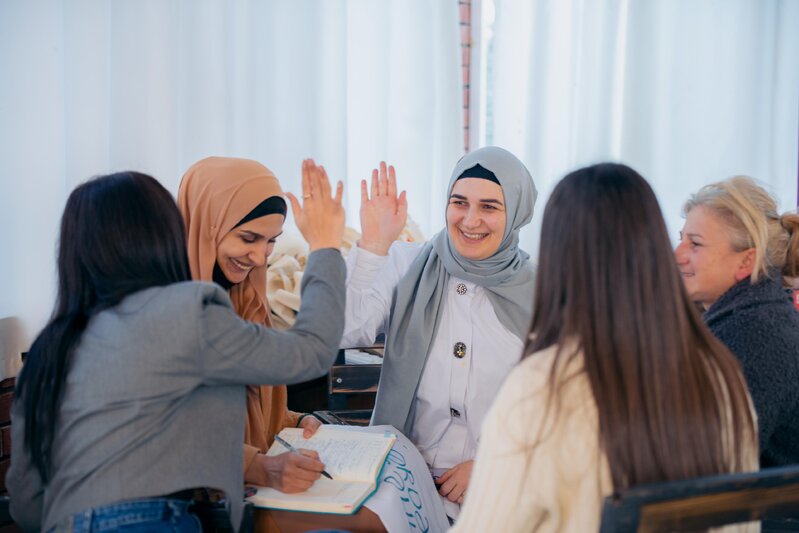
[452,344,759,533]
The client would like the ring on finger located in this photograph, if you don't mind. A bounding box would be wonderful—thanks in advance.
[303,194,312,199]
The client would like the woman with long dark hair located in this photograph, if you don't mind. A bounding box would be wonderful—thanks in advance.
[452,163,757,532]
[7,170,346,532]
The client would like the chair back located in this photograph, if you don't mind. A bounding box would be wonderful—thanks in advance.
[599,465,799,532]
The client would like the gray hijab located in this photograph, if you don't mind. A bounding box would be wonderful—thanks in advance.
[371,146,538,435]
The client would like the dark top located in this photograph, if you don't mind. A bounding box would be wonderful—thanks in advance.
[704,274,799,467]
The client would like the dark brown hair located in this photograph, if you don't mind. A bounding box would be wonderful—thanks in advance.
[526,163,756,489]
[15,172,191,482]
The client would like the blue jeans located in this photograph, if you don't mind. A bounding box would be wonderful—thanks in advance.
[51,498,201,532]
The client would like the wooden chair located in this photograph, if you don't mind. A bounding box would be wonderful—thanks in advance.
[0,496,11,527]
[327,348,381,411]
[313,409,372,426]
[0,378,21,532]
[599,465,799,532]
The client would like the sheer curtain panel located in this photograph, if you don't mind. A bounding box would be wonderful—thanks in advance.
[0,0,464,356]
[487,0,799,255]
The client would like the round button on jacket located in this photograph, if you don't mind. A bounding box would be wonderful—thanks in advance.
[455,282,467,295]
[453,342,466,359]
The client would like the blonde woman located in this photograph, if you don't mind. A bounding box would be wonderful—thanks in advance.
[676,176,799,466]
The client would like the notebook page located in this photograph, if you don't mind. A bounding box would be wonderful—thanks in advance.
[272,428,393,481]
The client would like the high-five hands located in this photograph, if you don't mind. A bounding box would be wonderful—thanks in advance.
[286,159,346,252]
[358,161,408,256]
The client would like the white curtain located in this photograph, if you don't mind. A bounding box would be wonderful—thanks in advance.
[488,0,799,256]
[0,0,463,357]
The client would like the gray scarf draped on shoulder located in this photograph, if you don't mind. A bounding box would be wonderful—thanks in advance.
[371,146,538,436]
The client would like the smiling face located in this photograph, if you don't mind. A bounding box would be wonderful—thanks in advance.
[216,213,285,285]
[446,178,507,260]
[675,205,755,309]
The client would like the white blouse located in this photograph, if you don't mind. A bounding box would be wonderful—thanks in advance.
[342,242,523,517]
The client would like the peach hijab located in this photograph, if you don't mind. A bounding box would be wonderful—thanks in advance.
[177,156,284,325]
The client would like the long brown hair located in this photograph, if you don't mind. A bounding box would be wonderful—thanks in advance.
[526,163,756,489]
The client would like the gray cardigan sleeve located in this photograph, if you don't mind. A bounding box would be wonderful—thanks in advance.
[7,402,44,532]
[199,247,346,385]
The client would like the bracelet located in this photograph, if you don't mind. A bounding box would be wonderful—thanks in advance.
[296,413,312,427]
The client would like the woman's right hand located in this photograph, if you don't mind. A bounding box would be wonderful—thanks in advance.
[358,161,408,256]
[286,159,345,252]
[260,450,326,493]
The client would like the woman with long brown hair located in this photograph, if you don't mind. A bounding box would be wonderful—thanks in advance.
[452,163,758,532]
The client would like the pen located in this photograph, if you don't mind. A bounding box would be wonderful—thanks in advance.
[274,434,334,480]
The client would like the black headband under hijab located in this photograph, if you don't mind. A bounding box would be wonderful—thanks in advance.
[234,196,287,228]
[456,163,500,185]
[214,195,287,288]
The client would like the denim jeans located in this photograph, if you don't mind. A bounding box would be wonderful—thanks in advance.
[51,498,201,533]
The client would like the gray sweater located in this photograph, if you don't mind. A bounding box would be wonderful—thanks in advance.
[7,248,345,532]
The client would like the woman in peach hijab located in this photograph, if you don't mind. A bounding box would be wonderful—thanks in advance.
[178,157,325,495]
[179,157,385,533]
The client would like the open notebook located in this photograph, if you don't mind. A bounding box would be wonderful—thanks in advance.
[246,426,396,514]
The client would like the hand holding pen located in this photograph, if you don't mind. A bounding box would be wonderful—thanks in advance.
[275,434,334,480]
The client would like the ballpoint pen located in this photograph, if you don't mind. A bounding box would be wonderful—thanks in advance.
[274,434,334,480]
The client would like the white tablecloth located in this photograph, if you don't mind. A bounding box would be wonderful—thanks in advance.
[360,425,450,533]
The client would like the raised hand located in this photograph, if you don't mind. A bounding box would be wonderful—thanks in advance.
[358,161,408,256]
[286,159,345,252]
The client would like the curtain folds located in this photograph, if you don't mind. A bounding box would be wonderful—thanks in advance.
[488,0,799,255]
[0,0,464,351]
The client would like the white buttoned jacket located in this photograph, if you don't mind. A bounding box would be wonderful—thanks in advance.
[341,241,523,517]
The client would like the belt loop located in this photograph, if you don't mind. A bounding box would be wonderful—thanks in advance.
[85,507,94,533]
[164,499,174,522]
[167,499,185,524]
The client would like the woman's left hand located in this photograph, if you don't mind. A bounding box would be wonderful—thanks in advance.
[435,460,474,504]
[299,415,322,438]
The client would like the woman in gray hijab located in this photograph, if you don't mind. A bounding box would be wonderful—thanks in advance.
[341,146,537,519]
